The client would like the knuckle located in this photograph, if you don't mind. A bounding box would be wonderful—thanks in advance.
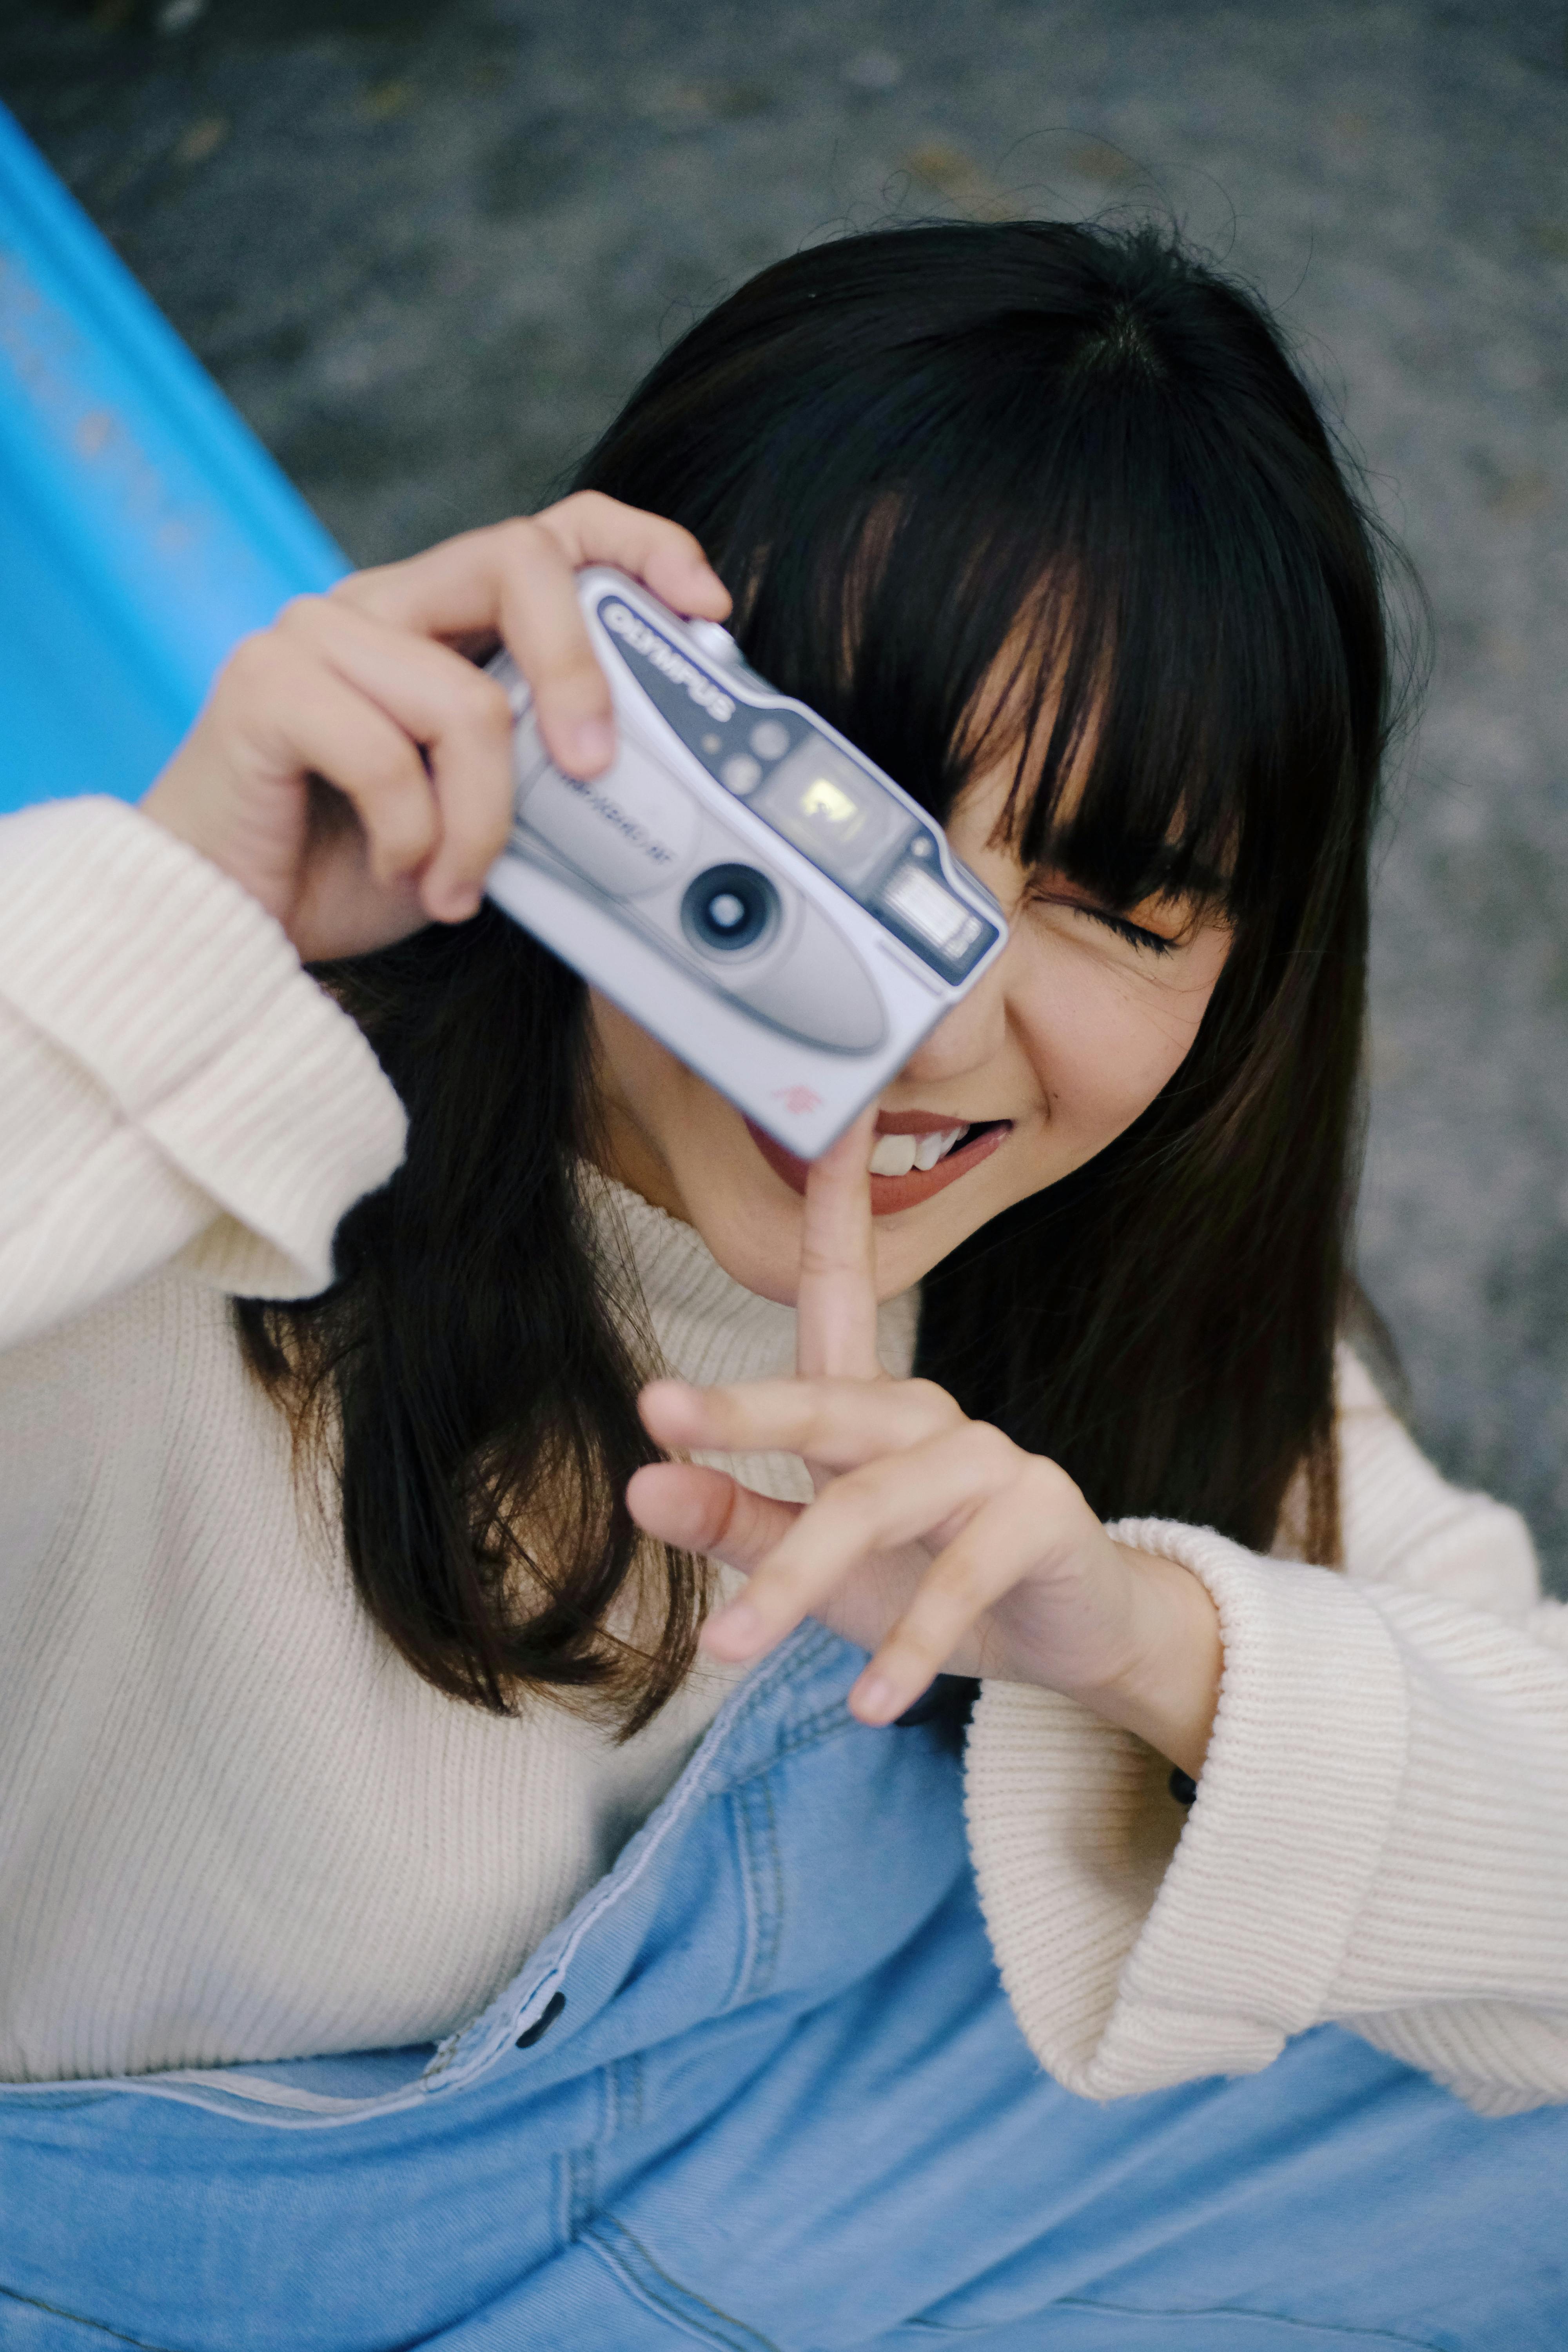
[465,674,515,737]
[964,1421,1019,1479]
[823,1465,894,1532]
[363,742,429,810]
[692,1480,740,1554]
[888,1621,949,1675]
[362,724,420,780]
[219,630,279,691]
[905,1378,964,1428]
[275,592,333,637]
[932,1548,988,1606]
[1020,1455,1082,1517]
[439,668,513,748]
[325,573,384,621]
[327,563,383,602]
[700,1388,747,1442]
[495,514,546,560]
[662,517,708,563]
[544,646,607,696]
[828,1461,881,1508]
[219,629,304,707]
[557,488,610,525]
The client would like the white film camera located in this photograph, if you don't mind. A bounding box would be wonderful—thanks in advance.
[485,569,1007,1158]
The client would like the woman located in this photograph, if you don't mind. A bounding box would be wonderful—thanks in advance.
[2,222,1565,2348]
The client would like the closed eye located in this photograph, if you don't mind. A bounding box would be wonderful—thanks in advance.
[1079,906,1179,956]
[1029,887,1181,956]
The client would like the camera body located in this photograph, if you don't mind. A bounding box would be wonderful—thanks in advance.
[484,569,1007,1158]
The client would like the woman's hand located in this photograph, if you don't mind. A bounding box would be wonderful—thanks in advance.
[629,1112,1225,1780]
[141,495,731,963]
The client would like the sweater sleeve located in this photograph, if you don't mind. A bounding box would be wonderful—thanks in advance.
[0,797,407,1352]
[963,1351,1568,2115]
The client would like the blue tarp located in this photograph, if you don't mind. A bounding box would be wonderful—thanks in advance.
[0,103,348,816]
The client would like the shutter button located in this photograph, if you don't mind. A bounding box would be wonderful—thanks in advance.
[515,1989,566,2049]
[688,620,742,665]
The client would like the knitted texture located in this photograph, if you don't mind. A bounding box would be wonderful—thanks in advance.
[964,1390,1568,2114]
[3,798,1566,2110]
[0,799,408,1336]
[0,802,921,2083]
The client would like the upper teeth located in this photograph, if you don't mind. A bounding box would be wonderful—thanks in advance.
[869,1126,967,1178]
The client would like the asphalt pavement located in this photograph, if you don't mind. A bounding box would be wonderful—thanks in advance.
[4,0,1566,1586]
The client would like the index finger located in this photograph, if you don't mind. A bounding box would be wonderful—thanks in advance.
[332,501,729,647]
[534,492,731,622]
[332,502,731,780]
[795,1108,881,1381]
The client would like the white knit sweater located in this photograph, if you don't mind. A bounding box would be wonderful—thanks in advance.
[2,799,1566,2114]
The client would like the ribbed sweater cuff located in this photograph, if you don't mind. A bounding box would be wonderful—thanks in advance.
[0,799,407,1293]
[965,1522,1410,2100]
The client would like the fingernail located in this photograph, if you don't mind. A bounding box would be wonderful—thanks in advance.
[852,1675,898,1724]
[704,1602,764,1656]
[566,718,613,772]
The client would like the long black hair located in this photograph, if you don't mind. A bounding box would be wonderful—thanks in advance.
[238,220,1404,1729]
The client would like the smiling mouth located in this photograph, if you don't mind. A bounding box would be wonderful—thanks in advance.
[743,1112,1013,1213]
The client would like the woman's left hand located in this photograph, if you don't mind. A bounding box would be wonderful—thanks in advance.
[629,1113,1225,1781]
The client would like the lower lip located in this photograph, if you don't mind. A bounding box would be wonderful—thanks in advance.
[744,1117,1011,1214]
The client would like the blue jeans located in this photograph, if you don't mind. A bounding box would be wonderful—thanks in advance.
[1,1625,1564,2350]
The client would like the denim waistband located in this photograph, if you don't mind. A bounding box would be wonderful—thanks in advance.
[0,1620,959,2130]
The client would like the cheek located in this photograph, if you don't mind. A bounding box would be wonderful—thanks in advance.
[590,996,686,1125]
[589,993,740,1156]
[1007,947,1216,1142]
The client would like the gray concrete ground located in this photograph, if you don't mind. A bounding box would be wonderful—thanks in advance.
[5,0,1566,1586]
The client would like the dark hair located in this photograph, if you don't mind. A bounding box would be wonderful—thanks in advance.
[238,220,1402,1728]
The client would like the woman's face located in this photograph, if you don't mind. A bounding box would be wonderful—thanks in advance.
[587,751,1234,1305]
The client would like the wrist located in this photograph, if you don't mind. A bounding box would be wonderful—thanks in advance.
[1070,1545,1224,1782]
[140,766,254,907]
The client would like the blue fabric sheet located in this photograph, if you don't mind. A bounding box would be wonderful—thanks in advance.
[0,104,347,817]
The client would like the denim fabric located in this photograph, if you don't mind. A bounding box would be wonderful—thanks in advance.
[1,1624,1564,2352]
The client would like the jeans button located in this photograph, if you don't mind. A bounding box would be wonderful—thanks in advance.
[515,1989,566,2050]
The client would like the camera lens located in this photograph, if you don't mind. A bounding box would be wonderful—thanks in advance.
[681,864,778,953]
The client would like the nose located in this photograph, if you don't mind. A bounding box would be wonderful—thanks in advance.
[895,943,1011,1084]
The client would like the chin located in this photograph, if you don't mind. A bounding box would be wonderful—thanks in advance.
[673,1141,813,1307]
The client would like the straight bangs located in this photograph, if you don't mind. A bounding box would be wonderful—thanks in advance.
[583,223,1387,961]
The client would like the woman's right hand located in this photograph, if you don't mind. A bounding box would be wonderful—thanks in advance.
[140,495,732,964]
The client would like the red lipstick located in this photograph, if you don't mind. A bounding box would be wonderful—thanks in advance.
[744,1111,1011,1215]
